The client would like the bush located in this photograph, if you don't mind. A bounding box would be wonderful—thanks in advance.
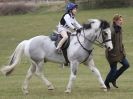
[79,0,132,10]
[96,0,130,8]
[0,3,36,16]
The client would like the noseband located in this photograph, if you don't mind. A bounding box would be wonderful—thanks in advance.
[101,30,112,44]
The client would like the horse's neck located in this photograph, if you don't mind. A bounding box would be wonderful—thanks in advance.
[71,30,95,50]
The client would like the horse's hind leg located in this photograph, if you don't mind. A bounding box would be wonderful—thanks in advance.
[86,59,107,91]
[35,61,54,90]
[22,61,36,95]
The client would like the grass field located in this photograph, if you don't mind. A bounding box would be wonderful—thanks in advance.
[0,7,133,99]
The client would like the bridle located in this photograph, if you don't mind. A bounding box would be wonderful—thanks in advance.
[96,28,112,47]
[74,27,111,63]
[76,28,111,49]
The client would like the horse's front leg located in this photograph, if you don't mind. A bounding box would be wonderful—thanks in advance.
[86,58,107,91]
[65,60,79,93]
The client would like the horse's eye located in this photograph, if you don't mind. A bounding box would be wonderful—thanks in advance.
[103,32,107,36]
[104,32,107,36]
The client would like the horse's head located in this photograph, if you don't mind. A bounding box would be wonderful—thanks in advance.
[99,20,113,50]
[83,19,113,50]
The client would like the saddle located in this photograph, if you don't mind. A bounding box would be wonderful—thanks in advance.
[50,31,71,66]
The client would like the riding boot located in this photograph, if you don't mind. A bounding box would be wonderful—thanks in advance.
[111,81,118,88]
[56,48,62,54]
[104,81,110,90]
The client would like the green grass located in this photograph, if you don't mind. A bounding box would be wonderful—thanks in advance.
[0,7,133,99]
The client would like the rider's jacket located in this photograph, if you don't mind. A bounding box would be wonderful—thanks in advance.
[57,13,82,33]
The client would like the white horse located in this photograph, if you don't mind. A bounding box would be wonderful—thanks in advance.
[1,19,113,94]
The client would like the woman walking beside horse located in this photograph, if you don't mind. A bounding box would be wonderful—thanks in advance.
[104,14,130,89]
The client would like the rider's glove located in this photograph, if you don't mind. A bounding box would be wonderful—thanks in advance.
[74,28,82,33]
[76,28,81,33]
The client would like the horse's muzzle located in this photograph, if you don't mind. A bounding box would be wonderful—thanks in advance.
[105,45,112,51]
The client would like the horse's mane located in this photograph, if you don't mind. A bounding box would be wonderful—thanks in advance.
[82,19,110,30]
[82,21,94,30]
[99,20,110,29]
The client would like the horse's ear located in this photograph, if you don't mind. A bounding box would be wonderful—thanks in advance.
[100,20,110,29]
[83,23,91,29]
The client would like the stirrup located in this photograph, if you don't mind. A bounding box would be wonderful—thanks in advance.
[56,48,62,54]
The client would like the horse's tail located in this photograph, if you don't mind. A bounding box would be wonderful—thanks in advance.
[1,40,27,76]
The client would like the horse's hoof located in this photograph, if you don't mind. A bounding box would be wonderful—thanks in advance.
[24,91,29,95]
[22,89,29,95]
[0,67,7,76]
[100,86,107,92]
[65,89,71,93]
[103,88,107,92]
[22,87,29,95]
[100,87,108,92]
[48,85,54,90]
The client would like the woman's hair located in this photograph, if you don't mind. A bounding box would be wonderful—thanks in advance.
[113,14,122,22]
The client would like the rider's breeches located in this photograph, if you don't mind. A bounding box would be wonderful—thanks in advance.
[56,31,68,49]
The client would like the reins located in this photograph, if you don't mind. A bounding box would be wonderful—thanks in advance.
[75,28,105,49]
[76,32,93,63]
[69,27,111,63]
